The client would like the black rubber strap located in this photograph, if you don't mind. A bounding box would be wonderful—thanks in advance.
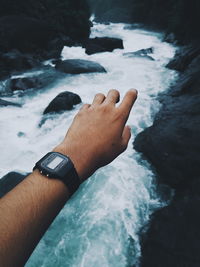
[33,152,81,196]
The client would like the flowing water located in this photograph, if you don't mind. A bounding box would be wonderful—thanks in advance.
[0,22,176,266]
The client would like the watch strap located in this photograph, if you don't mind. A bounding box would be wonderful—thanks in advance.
[33,152,80,196]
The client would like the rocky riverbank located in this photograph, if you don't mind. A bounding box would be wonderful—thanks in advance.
[0,0,91,80]
[134,43,200,266]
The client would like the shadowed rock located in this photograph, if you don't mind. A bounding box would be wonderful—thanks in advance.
[43,91,82,115]
[84,37,124,55]
[6,67,60,92]
[140,197,200,267]
[55,59,106,74]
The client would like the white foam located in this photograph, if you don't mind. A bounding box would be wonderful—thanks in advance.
[0,23,176,267]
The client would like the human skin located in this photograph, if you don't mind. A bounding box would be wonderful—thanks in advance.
[0,89,137,267]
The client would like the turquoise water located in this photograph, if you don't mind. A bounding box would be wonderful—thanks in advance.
[0,22,176,266]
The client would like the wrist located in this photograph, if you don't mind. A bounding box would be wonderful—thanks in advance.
[53,144,87,182]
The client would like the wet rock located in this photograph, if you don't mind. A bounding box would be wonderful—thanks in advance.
[0,16,56,54]
[55,59,106,74]
[124,47,154,60]
[43,91,82,115]
[0,50,41,79]
[84,37,124,55]
[0,172,28,198]
[9,77,42,92]
[167,44,200,72]
[6,67,60,92]
[141,196,200,267]
[0,98,21,107]
[134,50,200,191]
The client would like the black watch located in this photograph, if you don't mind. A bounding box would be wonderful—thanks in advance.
[33,152,80,196]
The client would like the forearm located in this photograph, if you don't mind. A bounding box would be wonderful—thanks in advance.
[0,89,137,266]
[0,169,69,267]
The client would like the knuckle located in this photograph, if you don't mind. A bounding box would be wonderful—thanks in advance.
[101,104,111,112]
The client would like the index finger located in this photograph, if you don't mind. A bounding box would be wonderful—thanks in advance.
[118,89,138,120]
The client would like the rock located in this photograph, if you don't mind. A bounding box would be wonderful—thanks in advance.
[166,44,200,72]
[141,196,200,267]
[9,77,41,92]
[6,67,60,92]
[0,172,28,198]
[134,48,200,191]
[55,59,106,74]
[0,16,56,54]
[84,37,124,55]
[0,50,41,79]
[124,47,154,60]
[43,91,82,115]
[0,98,21,107]
[0,1,91,77]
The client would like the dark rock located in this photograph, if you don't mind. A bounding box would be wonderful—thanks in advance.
[47,36,76,59]
[134,49,200,192]
[124,47,154,60]
[43,91,82,115]
[0,1,91,77]
[6,67,59,92]
[141,196,200,267]
[9,77,41,92]
[0,98,21,107]
[55,59,106,74]
[163,33,176,44]
[0,0,91,50]
[0,16,56,54]
[84,37,124,55]
[0,172,28,198]
[167,45,200,72]
[0,50,41,79]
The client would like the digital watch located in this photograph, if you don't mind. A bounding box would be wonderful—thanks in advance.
[33,152,80,196]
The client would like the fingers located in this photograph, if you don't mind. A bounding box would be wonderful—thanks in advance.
[118,89,137,120]
[80,104,91,110]
[104,89,120,105]
[121,125,131,148]
[92,93,106,106]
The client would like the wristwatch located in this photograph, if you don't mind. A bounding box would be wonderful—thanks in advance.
[33,152,80,196]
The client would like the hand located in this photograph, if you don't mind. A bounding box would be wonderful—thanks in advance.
[54,89,137,181]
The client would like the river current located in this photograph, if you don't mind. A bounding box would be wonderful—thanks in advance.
[0,22,176,266]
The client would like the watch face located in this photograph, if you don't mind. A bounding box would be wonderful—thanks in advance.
[47,156,64,170]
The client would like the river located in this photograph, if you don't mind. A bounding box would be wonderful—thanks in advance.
[0,22,176,266]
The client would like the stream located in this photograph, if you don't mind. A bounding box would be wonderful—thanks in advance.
[0,22,176,267]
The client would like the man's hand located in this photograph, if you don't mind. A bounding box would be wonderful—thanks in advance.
[54,89,138,181]
[0,89,137,267]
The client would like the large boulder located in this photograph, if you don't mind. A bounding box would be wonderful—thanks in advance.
[43,91,82,115]
[0,16,56,54]
[0,0,91,49]
[134,52,200,191]
[55,59,106,74]
[84,37,124,55]
[0,172,28,198]
[141,196,200,267]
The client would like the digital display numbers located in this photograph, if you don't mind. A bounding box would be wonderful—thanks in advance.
[47,156,64,170]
